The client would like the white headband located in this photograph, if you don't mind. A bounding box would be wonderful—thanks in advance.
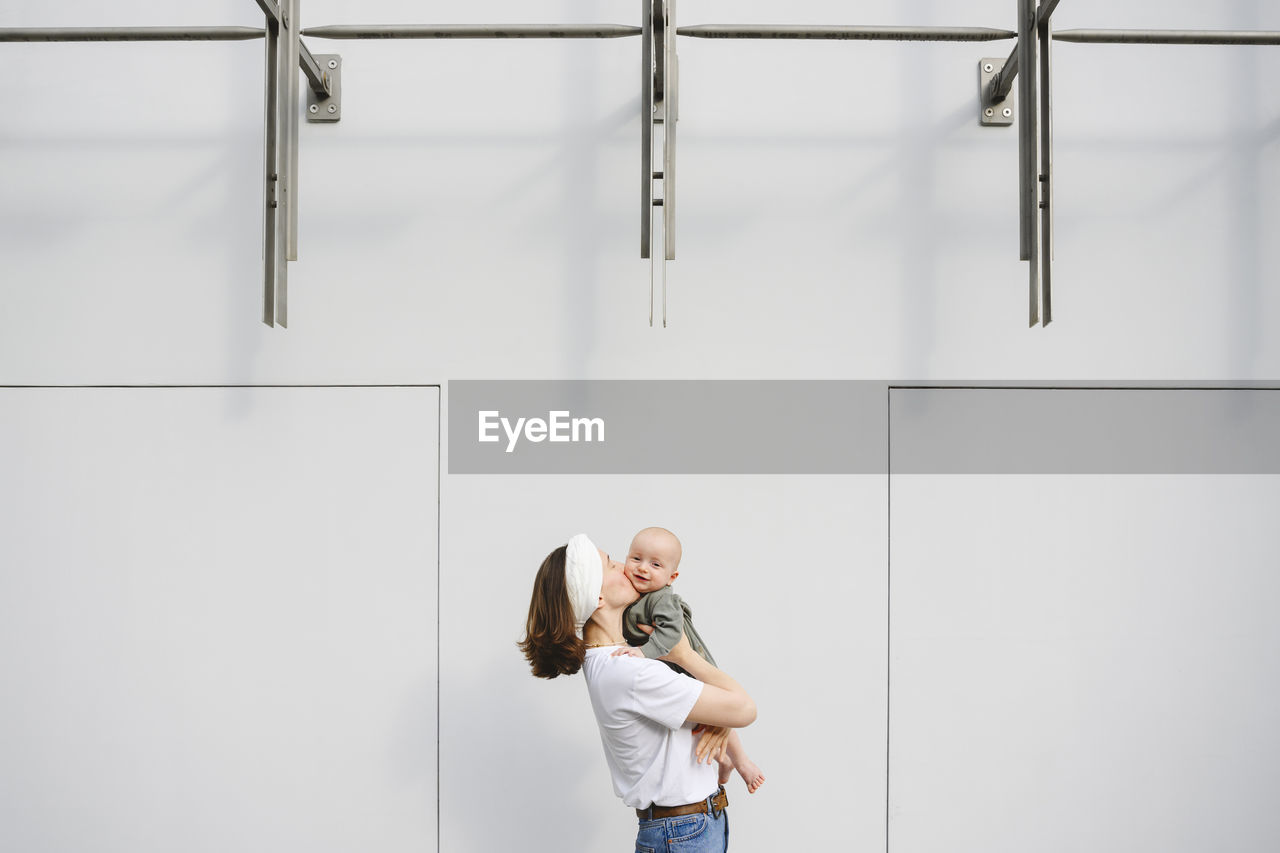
[565,533,603,637]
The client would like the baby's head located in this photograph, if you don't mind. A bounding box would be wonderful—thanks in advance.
[625,526,683,594]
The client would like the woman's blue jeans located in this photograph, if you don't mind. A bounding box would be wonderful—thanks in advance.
[635,805,728,852]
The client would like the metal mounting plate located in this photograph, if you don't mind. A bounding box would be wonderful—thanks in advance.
[307,54,341,122]
[978,57,1013,126]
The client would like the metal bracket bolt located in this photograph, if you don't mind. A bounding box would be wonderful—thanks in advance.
[306,54,342,122]
[978,57,1014,126]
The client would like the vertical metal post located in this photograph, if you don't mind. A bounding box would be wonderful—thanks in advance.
[640,0,653,263]
[641,0,655,325]
[662,0,677,264]
[643,0,676,326]
[1037,8,1054,325]
[271,0,295,326]
[1017,0,1040,325]
[285,0,300,264]
[262,10,284,326]
[256,0,300,327]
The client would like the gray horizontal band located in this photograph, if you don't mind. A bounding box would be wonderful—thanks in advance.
[450,382,1280,475]
[890,387,1280,474]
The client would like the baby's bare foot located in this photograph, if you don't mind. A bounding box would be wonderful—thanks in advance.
[736,757,765,794]
[717,759,733,786]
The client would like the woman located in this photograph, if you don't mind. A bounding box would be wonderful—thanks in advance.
[520,534,756,852]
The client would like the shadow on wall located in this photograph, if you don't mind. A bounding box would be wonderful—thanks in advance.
[558,33,621,374]
[1226,0,1264,378]
[899,0,943,377]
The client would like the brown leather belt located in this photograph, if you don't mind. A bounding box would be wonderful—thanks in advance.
[636,786,728,821]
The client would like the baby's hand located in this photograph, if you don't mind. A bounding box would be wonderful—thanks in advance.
[612,646,645,658]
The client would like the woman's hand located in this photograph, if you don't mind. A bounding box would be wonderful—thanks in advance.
[693,725,731,765]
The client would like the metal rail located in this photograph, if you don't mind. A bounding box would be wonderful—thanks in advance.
[995,26,1280,98]
[301,24,641,39]
[676,25,1015,41]
[1055,29,1280,45]
[0,25,329,98]
[8,24,1279,46]
[0,27,264,42]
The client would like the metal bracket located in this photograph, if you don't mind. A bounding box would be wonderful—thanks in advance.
[978,58,1014,126]
[306,54,341,121]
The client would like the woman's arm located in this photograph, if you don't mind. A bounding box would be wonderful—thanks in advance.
[662,632,757,729]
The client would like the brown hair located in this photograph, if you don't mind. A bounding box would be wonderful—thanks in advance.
[519,545,587,678]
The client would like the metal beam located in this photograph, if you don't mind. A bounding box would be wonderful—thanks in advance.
[641,1,653,265]
[1007,0,1061,324]
[284,0,300,263]
[25,21,1271,47]
[984,5,1278,121]
[253,0,332,325]
[990,43,1020,103]
[1055,28,1280,45]
[0,26,330,98]
[1017,0,1038,318]
[298,39,330,97]
[677,24,1015,41]
[1037,5,1054,325]
[255,0,295,327]
[661,0,677,268]
[0,27,264,42]
[641,0,678,326]
[261,10,284,326]
[301,24,641,39]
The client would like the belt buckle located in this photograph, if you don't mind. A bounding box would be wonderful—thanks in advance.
[709,785,725,819]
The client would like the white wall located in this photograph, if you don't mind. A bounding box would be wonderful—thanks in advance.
[2,1,1278,851]
[0,387,439,852]
[891,472,1280,853]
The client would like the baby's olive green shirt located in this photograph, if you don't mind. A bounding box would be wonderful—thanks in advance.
[622,586,717,669]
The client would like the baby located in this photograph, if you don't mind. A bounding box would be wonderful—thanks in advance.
[620,526,766,794]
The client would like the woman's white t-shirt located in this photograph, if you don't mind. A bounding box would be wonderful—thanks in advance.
[581,647,718,809]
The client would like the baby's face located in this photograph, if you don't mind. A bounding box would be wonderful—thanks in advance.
[624,529,681,593]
